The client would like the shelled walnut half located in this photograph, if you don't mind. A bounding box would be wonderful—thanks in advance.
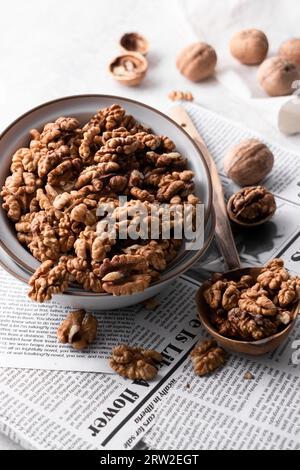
[57,310,97,350]
[190,339,227,376]
[109,344,163,381]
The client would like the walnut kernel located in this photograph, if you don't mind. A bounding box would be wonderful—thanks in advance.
[109,344,163,380]
[190,339,227,376]
[57,310,97,350]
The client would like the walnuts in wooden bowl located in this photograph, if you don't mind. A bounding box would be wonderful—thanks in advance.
[203,259,300,342]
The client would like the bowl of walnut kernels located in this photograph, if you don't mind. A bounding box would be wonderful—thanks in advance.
[0,95,215,309]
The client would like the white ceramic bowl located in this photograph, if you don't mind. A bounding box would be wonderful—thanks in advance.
[0,95,214,309]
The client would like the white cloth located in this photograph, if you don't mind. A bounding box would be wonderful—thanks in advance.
[181,0,300,133]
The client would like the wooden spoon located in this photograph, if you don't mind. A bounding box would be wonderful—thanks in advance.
[170,106,299,355]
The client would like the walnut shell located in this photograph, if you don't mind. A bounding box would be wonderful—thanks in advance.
[120,32,149,56]
[224,138,274,186]
[176,42,217,82]
[230,29,268,65]
[279,38,300,69]
[258,56,300,96]
[108,52,148,86]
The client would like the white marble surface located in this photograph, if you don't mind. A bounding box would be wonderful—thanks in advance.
[0,0,299,450]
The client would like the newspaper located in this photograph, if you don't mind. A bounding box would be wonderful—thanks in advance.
[0,271,198,374]
[0,104,300,450]
[0,274,203,449]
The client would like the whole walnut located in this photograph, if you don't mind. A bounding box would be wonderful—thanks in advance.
[224,138,274,186]
[279,38,300,69]
[258,56,300,97]
[230,29,269,65]
[176,42,217,82]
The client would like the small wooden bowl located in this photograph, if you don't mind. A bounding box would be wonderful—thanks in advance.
[108,52,148,86]
[119,32,149,56]
[227,193,276,228]
[196,266,299,355]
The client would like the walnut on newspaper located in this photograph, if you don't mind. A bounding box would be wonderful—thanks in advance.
[190,339,227,376]
[109,344,163,381]
[57,310,97,350]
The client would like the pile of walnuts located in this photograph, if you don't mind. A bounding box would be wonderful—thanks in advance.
[1,104,199,302]
[203,259,300,341]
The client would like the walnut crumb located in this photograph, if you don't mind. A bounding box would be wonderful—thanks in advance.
[57,310,97,350]
[168,91,194,102]
[142,297,159,310]
[109,344,163,381]
[244,371,255,380]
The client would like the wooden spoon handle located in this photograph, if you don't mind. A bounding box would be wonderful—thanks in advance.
[169,106,241,271]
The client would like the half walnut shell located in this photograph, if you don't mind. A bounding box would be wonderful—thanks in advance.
[108,52,148,86]
[120,32,149,56]
[227,186,276,227]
